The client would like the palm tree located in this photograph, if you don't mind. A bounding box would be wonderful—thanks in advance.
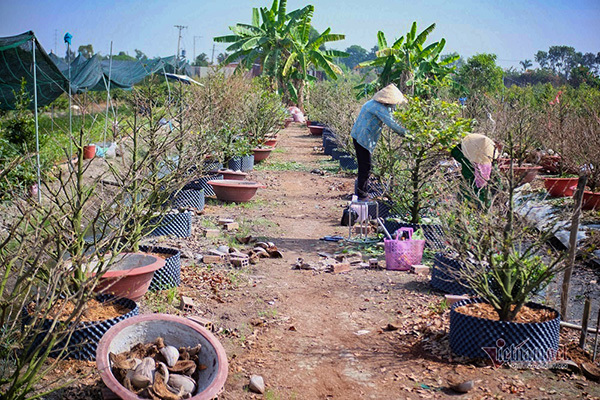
[520,59,532,72]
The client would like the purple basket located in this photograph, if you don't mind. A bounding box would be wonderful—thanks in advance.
[384,228,425,270]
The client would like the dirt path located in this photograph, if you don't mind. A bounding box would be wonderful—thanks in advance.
[47,123,599,399]
[199,124,599,399]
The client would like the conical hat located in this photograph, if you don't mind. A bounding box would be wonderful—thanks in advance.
[373,84,407,105]
[462,134,496,164]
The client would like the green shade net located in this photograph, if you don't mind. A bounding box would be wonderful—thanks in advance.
[0,31,69,110]
[0,31,193,109]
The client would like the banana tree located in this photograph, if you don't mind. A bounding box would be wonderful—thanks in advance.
[282,9,347,109]
[213,0,313,91]
[357,22,457,98]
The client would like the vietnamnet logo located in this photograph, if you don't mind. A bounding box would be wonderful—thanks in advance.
[482,338,567,369]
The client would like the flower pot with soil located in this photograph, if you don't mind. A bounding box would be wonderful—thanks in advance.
[218,169,248,180]
[83,144,96,159]
[582,191,600,211]
[449,297,560,362]
[543,177,579,197]
[95,253,166,301]
[308,125,324,136]
[96,313,228,400]
[139,246,182,291]
[430,253,477,295]
[499,164,542,185]
[252,146,274,163]
[263,137,278,147]
[170,188,205,211]
[208,180,265,203]
[339,155,358,171]
[148,210,193,238]
[24,294,138,361]
[539,155,561,174]
[241,154,254,171]
[185,174,223,197]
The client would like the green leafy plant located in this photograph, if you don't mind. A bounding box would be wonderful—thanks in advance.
[357,22,456,98]
[385,96,471,223]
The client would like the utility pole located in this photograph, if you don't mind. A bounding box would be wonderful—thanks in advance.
[174,25,187,74]
[193,35,203,64]
[54,29,58,54]
[211,43,216,65]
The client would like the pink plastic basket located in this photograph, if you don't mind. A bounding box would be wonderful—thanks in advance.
[384,227,426,270]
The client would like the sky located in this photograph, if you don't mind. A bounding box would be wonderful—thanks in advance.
[1,0,599,69]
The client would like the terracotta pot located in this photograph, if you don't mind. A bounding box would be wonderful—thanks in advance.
[95,253,165,302]
[96,314,228,400]
[540,155,561,174]
[582,191,600,211]
[263,138,278,147]
[308,125,324,136]
[252,147,273,163]
[544,177,579,197]
[83,145,96,160]
[218,169,248,180]
[208,180,265,203]
[499,164,542,184]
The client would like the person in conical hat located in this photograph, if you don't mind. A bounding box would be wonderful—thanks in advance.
[451,133,498,206]
[350,84,408,201]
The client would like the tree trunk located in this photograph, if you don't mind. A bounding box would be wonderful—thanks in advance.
[410,158,421,224]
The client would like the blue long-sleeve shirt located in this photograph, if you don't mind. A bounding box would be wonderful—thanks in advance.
[350,99,406,153]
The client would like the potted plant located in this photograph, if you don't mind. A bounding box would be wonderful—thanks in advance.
[560,86,600,210]
[239,80,286,148]
[439,121,568,363]
[379,95,471,248]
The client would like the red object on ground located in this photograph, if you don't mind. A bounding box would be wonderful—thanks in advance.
[544,177,579,197]
[96,313,228,400]
[83,145,96,159]
[252,147,273,163]
[208,180,266,203]
[263,137,278,147]
[499,164,542,184]
[95,253,165,302]
[582,191,600,211]
[308,125,324,135]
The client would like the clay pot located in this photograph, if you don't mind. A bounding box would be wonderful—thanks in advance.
[308,125,324,136]
[252,147,273,163]
[499,164,542,184]
[582,191,600,211]
[95,253,165,302]
[539,155,561,174]
[217,169,247,181]
[207,180,265,203]
[83,145,96,160]
[263,138,278,147]
[544,177,579,197]
[96,314,228,400]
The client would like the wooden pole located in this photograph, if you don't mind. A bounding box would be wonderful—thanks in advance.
[32,37,42,203]
[560,175,587,321]
[580,297,591,349]
[593,307,600,362]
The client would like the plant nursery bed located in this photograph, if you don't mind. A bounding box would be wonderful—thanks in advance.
[454,302,558,323]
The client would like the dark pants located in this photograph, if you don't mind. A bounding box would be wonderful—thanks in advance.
[353,139,371,199]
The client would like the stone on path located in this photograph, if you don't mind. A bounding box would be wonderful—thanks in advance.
[249,375,265,394]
